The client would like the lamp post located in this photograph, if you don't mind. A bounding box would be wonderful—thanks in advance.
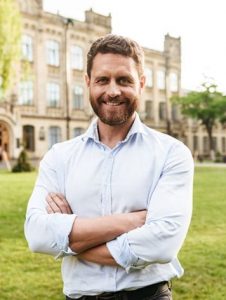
[64,18,74,140]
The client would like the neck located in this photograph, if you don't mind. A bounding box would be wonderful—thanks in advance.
[97,114,135,148]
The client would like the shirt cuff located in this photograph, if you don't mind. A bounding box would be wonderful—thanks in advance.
[48,213,78,259]
[106,233,139,272]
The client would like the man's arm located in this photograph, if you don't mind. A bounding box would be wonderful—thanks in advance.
[46,193,146,253]
[78,244,117,266]
[76,145,194,270]
[105,143,194,272]
[25,145,146,258]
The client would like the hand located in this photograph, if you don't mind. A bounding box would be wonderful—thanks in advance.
[127,210,147,229]
[46,193,73,214]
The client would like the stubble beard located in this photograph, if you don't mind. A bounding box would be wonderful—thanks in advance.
[90,95,138,126]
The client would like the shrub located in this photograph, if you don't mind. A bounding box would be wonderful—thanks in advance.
[12,149,33,172]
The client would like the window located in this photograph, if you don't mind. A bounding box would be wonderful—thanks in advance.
[23,125,35,151]
[48,126,61,148]
[203,136,209,153]
[145,100,153,119]
[213,137,217,151]
[193,135,199,151]
[170,72,178,92]
[71,45,83,70]
[159,102,166,120]
[19,81,33,105]
[73,86,84,109]
[171,103,178,121]
[144,68,153,88]
[47,83,60,107]
[46,40,60,66]
[73,127,85,137]
[157,70,165,90]
[22,34,33,61]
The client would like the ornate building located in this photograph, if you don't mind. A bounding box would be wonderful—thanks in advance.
[1,0,224,162]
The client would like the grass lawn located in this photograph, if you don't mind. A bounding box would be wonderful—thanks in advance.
[0,167,226,299]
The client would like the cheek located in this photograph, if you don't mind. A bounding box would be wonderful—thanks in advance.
[123,87,140,99]
[91,86,105,96]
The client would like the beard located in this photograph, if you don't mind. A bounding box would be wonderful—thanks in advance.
[90,95,138,126]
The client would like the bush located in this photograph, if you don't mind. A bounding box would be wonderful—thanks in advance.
[215,151,223,163]
[12,150,33,172]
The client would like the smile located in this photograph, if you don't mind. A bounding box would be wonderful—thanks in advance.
[104,101,124,106]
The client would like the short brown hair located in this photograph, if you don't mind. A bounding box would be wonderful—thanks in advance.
[87,34,144,77]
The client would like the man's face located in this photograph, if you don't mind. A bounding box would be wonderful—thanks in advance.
[86,53,145,126]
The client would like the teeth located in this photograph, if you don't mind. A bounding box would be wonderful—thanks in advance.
[105,102,121,106]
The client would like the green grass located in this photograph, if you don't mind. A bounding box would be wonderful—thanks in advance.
[0,167,226,299]
[174,167,226,300]
[0,171,62,300]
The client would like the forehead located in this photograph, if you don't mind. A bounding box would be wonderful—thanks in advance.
[91,53,139,77]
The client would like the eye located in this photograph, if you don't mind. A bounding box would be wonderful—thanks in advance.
[96,77,108,84]
[118,77,132,85]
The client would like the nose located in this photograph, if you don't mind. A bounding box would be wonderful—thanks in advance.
[106,81,121,98]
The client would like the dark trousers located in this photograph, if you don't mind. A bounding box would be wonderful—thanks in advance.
[66,281,172,300]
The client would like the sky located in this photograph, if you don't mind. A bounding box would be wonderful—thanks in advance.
[44,0,226,93]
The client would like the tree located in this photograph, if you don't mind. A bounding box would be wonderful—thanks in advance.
[0,0,21,98]
[173,83,226,160]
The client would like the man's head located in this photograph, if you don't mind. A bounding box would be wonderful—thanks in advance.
[86,34,146,127]
[87,34,144,78]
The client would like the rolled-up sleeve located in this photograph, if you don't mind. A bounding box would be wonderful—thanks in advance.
[107,142,194,272]
[24,145,77,258]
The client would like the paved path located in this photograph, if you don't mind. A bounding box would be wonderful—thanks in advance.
[195,162,226,168]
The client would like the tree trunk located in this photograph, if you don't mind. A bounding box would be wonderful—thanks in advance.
[206,125,215,161]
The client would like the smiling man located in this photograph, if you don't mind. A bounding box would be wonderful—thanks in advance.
[25,34,194,300]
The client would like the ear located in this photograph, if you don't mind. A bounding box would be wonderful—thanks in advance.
[139,75,146,91]
[85,74,90,87]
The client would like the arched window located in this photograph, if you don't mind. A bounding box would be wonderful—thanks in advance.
[159,102,166,120]
[170,72,178,92]
[23,125,35,151]
[47,83,60,107]
[46,40,60,66]
[22,34,33,61]
[71,45,83,70]
[48,126,61,148]
[19,81,33,105]
[73,86,84,109]
[144,68,153,88]
[145,100,153,119]
[157,70,165,90]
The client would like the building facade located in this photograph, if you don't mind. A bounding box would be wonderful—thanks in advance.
[0,0,225,161]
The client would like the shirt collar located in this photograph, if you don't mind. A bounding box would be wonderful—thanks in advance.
[82,112,146,143]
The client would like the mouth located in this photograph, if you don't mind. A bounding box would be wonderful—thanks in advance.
[103,101,125,106]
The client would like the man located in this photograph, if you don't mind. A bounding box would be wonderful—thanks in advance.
[25,34,194,300]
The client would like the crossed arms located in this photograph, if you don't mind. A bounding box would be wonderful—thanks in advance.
[46,192,146,266]
[25,142,194,271]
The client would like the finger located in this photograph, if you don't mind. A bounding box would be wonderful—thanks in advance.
[50,193,70,214]
[47,193,72,214]
[46,205,54,214]
[56,193,73,214]
[52,194,70,214]
[46,194,63,213]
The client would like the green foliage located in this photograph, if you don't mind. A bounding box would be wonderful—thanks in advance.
[173,83,226,127]
[0,0,21,97]
[172,83,226,154]
[12,149,34,172]
[0,167,226,299]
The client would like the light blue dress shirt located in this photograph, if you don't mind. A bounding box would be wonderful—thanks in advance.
[25,113,194,299]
